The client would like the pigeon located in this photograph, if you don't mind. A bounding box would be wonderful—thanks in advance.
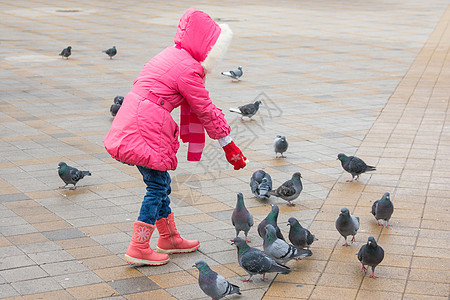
[250,170,273,199]
[231,237,291,282]
[59,46,71,59]
[221,66,243,80]
[113,95,124,105]
[288,217,318,250]
[257,204,285,241]
[110,103,121,117]
[357,236,384,278]
[110,96,124,117]
[273,135,288,158]
[193,260,241,300]
[267,172,302,206]
[231,192,254,242]
[337,153,376,182]
[58,162,91,190]
[371,192,394,227]
[103,46,117,59]
[229,100,261,120]
[263,224,312,264]
[335,207,360,246]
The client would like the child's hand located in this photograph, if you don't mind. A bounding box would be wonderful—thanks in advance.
[222,141,248,170]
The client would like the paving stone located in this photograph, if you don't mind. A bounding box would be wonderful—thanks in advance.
[107,276,160,295]
[42,228,86,241]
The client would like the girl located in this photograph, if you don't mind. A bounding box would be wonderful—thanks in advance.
[104,8,247,265]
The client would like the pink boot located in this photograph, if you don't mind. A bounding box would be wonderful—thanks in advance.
[124,221,169,265]
[155,213,200,254]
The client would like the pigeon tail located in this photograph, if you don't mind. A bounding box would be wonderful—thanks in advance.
[229,107,242,114]
[82,171,91,177]
[366,165,376,172]
[269,263,291,274]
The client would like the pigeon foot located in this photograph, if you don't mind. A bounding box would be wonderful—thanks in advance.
[241,278,252,282]
[369,273,377,279]
[351,236,356,243]
[376,221,382,226]
[58,186,66,189]
[261,274,268,281]
[245,238,251,243]
[343,242,349,247]
[287,202,295,206]
[69,187,77,190]
[294,256,302,260]
[361,265,367,273]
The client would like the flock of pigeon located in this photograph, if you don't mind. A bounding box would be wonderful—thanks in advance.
[59,45,117,59]
[193,153,391,299]
[53,61,394,299]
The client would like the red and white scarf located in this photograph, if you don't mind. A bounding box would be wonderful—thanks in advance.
[180,103,205,161]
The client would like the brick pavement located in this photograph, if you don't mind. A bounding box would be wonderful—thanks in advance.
[0,1,449,299]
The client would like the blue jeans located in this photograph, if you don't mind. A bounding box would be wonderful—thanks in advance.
[136,166,172,225]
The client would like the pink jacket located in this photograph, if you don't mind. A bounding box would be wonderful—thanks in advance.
[104,8,233,171]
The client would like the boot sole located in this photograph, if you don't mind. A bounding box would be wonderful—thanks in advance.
[124,254,169,265]
[156,244,200,254]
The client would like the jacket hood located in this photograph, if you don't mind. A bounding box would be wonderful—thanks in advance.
[174,8,233,73]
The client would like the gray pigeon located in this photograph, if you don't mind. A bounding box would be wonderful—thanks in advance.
[263,224,312,264]
[335,207,360,246]
[231,237,291,282]
[58,162,91,190]
[110,95,124,117]
[357,236,384,278]
[273,135,288,158]
[110,103,121,117]
[371,192,394,227]
[221,66,243,80]
[193,260,241,300]
[103,46,117,59]
[267,172,302,206]
[113,95,124,105]
[257,204,285,241]
[229,100,261,120]
[337,153,376,182]
[288,217,318,250]
[231,192,254,242]
[250,170,272,199]
[59,46,71,59]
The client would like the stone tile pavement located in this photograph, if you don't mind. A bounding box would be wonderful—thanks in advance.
[0,0,449,299]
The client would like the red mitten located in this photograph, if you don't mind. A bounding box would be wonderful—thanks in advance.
[223,141,248,170]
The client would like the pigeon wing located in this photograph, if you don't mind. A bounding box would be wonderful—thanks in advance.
[238,104,255,115]
[278,181,296,197]
[371,201,378,217]
[241,250,272,274]
[348,156,367,174]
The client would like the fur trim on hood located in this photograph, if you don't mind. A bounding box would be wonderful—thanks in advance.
[201,23,233,74]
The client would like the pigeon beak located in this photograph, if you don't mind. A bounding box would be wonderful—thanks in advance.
[192,264,196,267]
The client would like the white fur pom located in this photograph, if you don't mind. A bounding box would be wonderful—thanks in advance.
[201,23,233,74]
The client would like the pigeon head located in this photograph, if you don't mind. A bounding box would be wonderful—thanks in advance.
[264,224,277,242]
[231,237,249,252]
[337,153,348,162]
[381,192,390,202]
[236,192,245,209]
[67,46,72,51]
[287,217,302,228]
[193,259,209,270]
[254,100,262,107]
[340,207,350,216]
[291,172,302,181]
[367,236,377,248]
[270,204,279,215]
[58,162,67,169]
